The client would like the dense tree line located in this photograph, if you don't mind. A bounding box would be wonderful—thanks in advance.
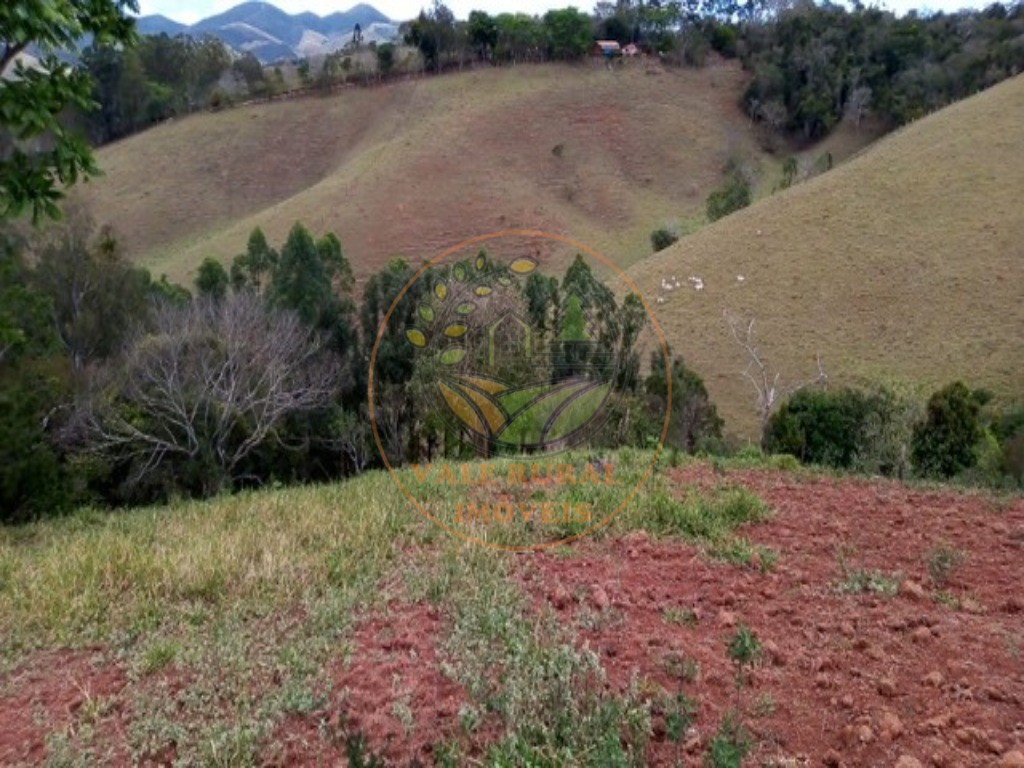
[80,33,267,144]
[61,1,1024,150]
[739,1,1024,140]
[763,381,1024,487]
[0,216,721,522]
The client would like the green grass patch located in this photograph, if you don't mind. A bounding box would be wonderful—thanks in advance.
[632,483,776,569]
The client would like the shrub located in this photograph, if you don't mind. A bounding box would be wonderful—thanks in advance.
[646,347,723,452]
[853,384,923,478]
[0,358,73,523]
[1003,431,1024,485]
[763,388,870,469]
[706,173,751,222]
[911,382,982,478]
[650,227,679,252]
[925,542,966,588]
[709,23,738,57]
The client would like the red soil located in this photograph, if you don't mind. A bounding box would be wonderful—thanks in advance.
[0,649,129,765]
[520,466,1024,767]
[3,467,1022,766]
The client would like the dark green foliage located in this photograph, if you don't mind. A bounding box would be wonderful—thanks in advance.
[344,732,386,768]
[740,3,1024,140]
[468,11,498,60]
[0,358,73,523]
[646,346,723,452]
[232,52,265,95]
[0,235,57,363]
[375,43,396,77]
[195,257,229,300]
[989,402,1024,484]
[524,272,558,333]
[81,33,240,145]
[31,215,154,369]
[708,22,738,57]
[1003,431,1024,484]
[763,388,870,468]
[269,223,356,352]
[727,625,760,671]
[150,274,192,306]
[404,2,457,72]
[706,173,751,222]
[553,255,617,381]
[650,227,678,252]
[231,227,278,293]
[0,242,72,522]
[912,381,983,478]
[704,712,751,768]
[542,7,594,60]
[0,0,138,221]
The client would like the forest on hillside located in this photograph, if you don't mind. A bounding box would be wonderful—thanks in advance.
[74,2,1024,146]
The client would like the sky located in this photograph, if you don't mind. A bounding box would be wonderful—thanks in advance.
[137,0,991,27]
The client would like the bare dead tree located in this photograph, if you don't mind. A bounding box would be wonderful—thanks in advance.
[724,310,828,429]
[70,293,338,494]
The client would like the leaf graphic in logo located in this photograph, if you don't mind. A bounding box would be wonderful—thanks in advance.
[454,383,506,434]
[438,381,485,435]
[510,258,538,275]
[499,379,593,446]
[406,329,427,348]
[439,347,466,365]
[545,382,612,441]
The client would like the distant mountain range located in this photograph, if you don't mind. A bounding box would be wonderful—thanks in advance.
[135,2,399,63]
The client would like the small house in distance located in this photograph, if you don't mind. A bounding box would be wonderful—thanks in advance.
[622,43,640,57]
[593,40,621,59]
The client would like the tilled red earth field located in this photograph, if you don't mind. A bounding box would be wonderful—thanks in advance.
[2,467,1023,766]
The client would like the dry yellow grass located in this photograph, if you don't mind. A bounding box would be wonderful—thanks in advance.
[630,74,1024,438]
[81,61,868,285]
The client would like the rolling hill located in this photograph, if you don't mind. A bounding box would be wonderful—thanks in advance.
[77,62,1024,442]
[82,60,869,289]
[629,73,1024,438]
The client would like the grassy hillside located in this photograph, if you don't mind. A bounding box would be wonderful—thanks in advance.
[631,74,1024,439]
[3,454,1022,764]
[80,61,869,285]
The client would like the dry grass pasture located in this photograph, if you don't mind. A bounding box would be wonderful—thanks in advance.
[630,74,1024,438]
[81,60,866,285]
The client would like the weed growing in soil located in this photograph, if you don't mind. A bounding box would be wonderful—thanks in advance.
[663,606,699,627]
[705,625,762,767]
[705,712,752,768]
[663,650,701,682]
[925,541,967,588]
[644,484,774,569]
[657,690,698,766]
[835,549,901,595]
[415,542,653,765]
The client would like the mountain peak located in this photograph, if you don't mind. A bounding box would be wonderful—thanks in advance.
[135,2,396,63]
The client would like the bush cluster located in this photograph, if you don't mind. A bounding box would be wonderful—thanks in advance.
[764,381,1023,487]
